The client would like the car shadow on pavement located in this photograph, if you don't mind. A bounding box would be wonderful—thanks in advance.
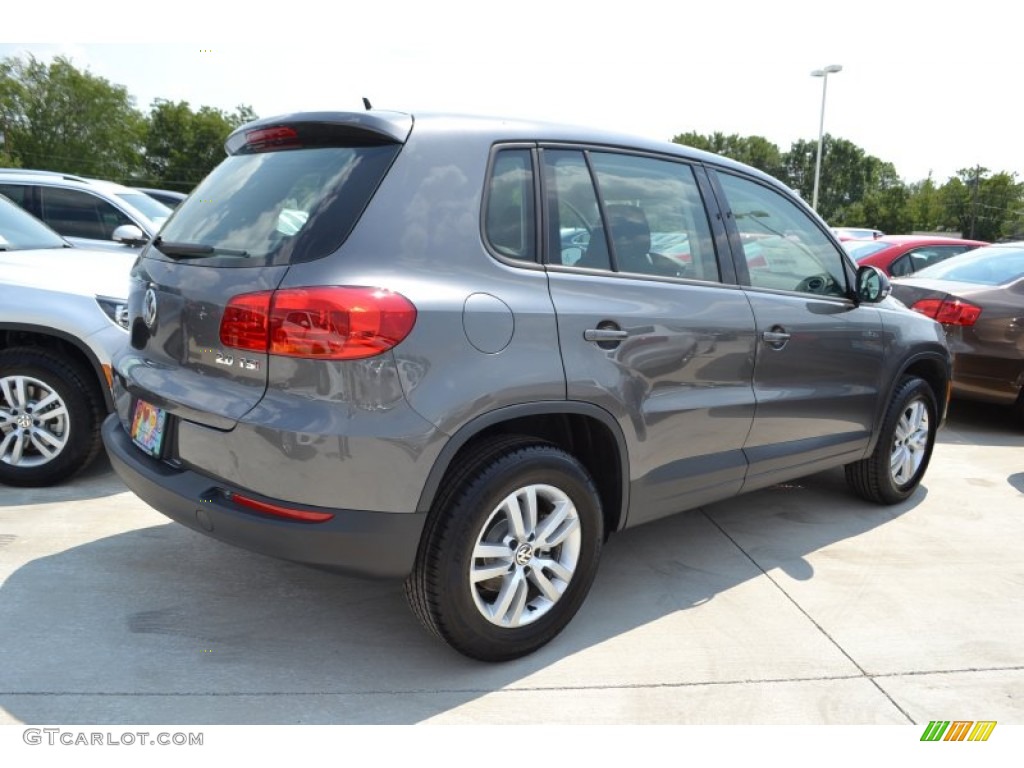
[0,465,927,725]
[0,453,125,507]
[939,399,1024,448]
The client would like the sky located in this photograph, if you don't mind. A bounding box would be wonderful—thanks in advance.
[3,1,1020,184]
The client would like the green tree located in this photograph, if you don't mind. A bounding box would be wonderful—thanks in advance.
[141,100,257,191]
[0,54,145,179]
[671,131,786,179]
[781,135,906,225]
[905,176,949,233]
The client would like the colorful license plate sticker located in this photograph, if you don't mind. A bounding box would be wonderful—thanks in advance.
[130,399,167,457]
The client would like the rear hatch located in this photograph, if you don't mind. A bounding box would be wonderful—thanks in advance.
[125,112,411,428]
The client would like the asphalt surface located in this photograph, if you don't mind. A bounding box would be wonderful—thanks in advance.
[1,400,1022,725]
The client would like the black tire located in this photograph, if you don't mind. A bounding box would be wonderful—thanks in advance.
[405,435,603,661]
[846,376,938,505]
[0,347,105,487]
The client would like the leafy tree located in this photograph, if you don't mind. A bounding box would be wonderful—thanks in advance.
[905,176,949,233]
[0,54,145,179]
[141,100,257,191]
[672,131,785,179]
[781,135,905,225]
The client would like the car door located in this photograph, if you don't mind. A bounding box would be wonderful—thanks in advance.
[710,170,886,492]
[542,148,758,527]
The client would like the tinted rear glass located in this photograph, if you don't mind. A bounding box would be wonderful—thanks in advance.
[116,192,172,226]
[154,145,400,266]
[845,241,889,260]
[913,245,1024,285]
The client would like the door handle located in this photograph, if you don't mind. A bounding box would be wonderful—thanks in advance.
[584,328,629,342]
[762,327,791,349]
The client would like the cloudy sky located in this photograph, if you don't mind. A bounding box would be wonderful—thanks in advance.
[4,0,1019,183]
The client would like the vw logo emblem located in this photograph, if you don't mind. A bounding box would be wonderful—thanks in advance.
[142,288,158,329]
[514,543,534,567]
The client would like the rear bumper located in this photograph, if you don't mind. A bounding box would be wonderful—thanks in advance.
[102,414,426,579]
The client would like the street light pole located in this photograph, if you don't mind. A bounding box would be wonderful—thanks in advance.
[811,64,842,212]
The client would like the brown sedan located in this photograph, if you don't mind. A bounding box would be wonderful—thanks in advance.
[891,242,1024,417]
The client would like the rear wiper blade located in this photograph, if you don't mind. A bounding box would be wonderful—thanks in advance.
[152,237,249,259]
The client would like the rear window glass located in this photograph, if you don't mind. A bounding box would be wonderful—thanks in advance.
[845,241,889,260]
[154,145,400,266]
[914,245,1024,285]
[116,192,172,226]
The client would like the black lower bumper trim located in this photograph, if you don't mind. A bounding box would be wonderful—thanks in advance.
[101,414,425,579]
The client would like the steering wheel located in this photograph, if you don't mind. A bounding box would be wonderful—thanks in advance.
[796,273,836,295]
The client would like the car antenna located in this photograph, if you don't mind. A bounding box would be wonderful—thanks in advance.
[362,97,372,111]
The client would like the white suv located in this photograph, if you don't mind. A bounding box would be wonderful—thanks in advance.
[0,195,132,485]
[0,169,172,251]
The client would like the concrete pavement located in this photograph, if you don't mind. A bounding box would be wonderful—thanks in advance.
[1,400,1022,725]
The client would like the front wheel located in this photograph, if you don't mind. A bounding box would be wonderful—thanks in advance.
[846,376,938,504]
[405,436,603,661]
[0,348,105,487]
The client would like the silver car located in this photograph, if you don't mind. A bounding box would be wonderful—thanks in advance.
[0,169,172,251]
[102,111,951,660]
[0,195,132,485]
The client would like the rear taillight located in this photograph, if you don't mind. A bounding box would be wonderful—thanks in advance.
[910,298,982,326]
[220,287,417,360]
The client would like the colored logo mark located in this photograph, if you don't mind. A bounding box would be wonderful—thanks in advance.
[920,720,997,742]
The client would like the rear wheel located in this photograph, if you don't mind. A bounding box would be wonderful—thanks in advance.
[846,376,938,504]
[0,348,104,486]
[405,435,603,661]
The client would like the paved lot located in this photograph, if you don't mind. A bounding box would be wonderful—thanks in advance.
[1,401,1022,725]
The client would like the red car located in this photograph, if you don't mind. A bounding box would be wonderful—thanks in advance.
[844,235,988,277]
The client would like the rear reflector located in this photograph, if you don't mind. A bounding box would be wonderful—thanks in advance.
[220,286,417,359]
[227,492,334,523]
[910,298,982,326]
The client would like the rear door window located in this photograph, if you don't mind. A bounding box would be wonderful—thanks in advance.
[39,187,133,241]
[542,149,719,282]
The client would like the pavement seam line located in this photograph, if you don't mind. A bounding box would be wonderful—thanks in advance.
[700,507,917,725]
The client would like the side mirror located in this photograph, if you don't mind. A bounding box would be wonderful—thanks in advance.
[112,224,149,247]
[855,265,891,303]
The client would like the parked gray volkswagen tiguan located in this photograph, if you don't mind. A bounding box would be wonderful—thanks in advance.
[102,110,951,661]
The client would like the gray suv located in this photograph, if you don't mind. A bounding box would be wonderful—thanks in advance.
[102,111,951,661]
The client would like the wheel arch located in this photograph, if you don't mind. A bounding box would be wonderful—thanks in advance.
[0,323,113,411]
[866,348,950,455]
[417,402,630,538]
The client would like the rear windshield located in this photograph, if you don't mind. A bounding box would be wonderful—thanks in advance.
[153,145,400,266]
[914,245,1024,285]
[116,192,173,226]
[845,241,889,260]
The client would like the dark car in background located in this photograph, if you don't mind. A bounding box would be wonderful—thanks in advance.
[846,234,988,277]
[132,187,188,209]
[892,242,1024,420]
[102,110,951,661]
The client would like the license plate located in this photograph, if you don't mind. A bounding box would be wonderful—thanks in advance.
[130,399,168,458]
